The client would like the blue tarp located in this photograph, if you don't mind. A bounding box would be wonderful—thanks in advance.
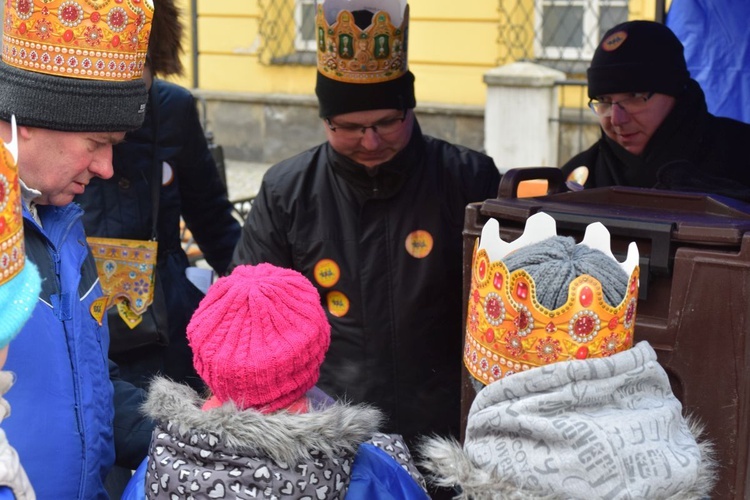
[666,0,750,124]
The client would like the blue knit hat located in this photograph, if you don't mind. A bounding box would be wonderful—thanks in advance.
[0,120,41,349]
[0,263,41,349]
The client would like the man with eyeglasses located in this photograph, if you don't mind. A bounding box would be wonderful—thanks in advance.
[561,20,750,201]
[231,4,499,495]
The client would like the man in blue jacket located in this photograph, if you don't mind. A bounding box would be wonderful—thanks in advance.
[0,0,156,497]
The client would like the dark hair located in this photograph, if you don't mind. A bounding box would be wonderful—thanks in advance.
[148,0,184,77]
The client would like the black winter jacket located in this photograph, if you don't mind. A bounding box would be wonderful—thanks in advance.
[232,122,500,443]
[76,79,240,388]
[561,79,750,202]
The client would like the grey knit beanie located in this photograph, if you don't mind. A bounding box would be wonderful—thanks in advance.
[0,0,153,132]
[502,235,629,310]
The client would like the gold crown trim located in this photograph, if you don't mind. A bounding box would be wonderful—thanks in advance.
[316,5,408,84]
[3,0,153,81]
[464,213,640,385]
[0,121,25,287]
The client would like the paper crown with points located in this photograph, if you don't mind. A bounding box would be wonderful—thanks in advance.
[0,116,42,349]
[316,0,409,84]
[464,212,640,385]
[3,0,154,81]
[0,117,24,287]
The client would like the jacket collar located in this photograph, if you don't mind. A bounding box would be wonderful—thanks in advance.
[144,377,383,466]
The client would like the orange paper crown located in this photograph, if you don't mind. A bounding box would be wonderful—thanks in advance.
[464,212,640,385]
[316,0,408,84]
[2,0,154,81]
[0,117,25,287]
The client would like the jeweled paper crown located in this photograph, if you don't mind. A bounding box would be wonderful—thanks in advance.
[3,0,154,81]
[0,117,25,287]
[316,0,408,84]
[464,212,640,385]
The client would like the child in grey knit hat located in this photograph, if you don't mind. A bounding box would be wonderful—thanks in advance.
[419,213,717,500]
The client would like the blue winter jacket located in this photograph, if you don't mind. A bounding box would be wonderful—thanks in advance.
[3,202,150,499]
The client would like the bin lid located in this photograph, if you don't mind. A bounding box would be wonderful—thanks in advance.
[482,186,750,247]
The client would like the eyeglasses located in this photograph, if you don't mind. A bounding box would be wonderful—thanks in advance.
[325,109,407,139]
[588,92,655,117]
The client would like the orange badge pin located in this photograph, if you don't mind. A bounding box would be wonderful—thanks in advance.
[314,259,340,288]
[405,230,434,259]
[326,291,350,318]
[602,30,627,52]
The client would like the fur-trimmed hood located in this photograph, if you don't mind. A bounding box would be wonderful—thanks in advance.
[144,377,383,464]
[417,343,718,500]
[418,417,717,500]
[142,377,384,499]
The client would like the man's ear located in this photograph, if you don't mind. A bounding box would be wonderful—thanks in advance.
[17,124,33,141]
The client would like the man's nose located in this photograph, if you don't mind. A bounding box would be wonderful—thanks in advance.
[360,127,381,150]
[609,103,629,125]
[90,146,115,180]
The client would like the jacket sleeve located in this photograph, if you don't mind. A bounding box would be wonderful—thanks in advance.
[230,172,294,272]
[110,360,155,470]
[167,85,241,276]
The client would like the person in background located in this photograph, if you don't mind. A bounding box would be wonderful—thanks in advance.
[0,0,156,497]
[0,123,41,500]
[419,213,717,498]
[76,0,241,391]
[231,5,499,497]
[561,20,750,202]
[128,263,428,499]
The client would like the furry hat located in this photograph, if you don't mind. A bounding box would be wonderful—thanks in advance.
[188,263,331,413]
[587,20,690,98]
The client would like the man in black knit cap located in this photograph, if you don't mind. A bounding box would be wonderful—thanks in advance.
[561,20,750,202]
[232,1,499,497]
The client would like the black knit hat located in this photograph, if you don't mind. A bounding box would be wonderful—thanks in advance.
[587,21,690,99]
[316,70,416,118]
[0,62,148,132]
[0,0,152,132]
[314,4,415,118]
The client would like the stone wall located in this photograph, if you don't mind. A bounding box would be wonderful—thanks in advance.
[193,90,600,168]
[193,90,487,165]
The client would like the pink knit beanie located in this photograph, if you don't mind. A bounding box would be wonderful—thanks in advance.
[187,263,331,412]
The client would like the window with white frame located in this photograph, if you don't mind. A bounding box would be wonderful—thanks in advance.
[534,0,628,61]
[295,0,317,52]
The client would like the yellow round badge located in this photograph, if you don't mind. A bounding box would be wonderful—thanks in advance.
[601,30,627,52]
[405,230,434,259]
[314,259,340,288]
[326,291,350,318]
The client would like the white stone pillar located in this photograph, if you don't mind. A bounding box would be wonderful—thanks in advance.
[484,62,566,173]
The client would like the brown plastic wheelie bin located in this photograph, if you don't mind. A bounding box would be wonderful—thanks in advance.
[461,167,750,499]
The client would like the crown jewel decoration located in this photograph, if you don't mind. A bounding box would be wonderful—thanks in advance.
[316,1,409,84]
[464,212,640,385]
[0,117,26,288]
[2,0,154,81]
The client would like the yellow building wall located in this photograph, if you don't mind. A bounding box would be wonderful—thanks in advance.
[173,0,662,107]
[172,0,498,106]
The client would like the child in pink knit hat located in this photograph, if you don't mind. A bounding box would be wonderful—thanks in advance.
[131,263,429,499]
[189,263,332,414]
